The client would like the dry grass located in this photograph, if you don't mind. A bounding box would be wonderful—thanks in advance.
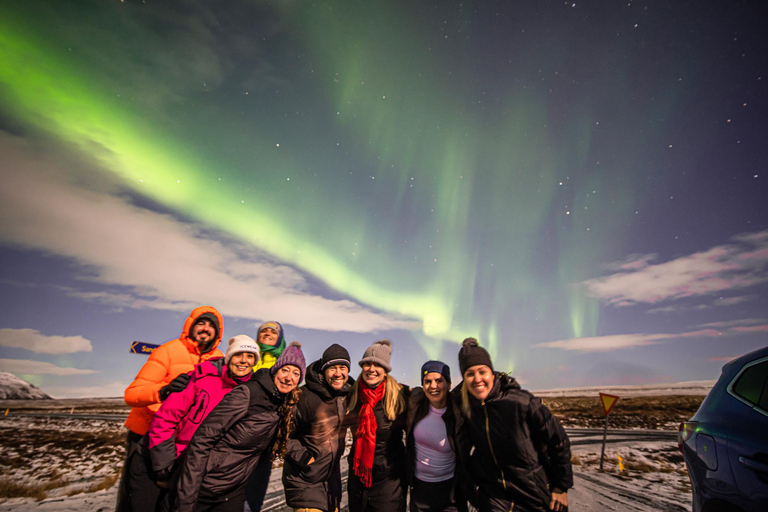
[543,395,704,429]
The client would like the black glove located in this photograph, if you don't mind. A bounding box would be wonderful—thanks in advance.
[155,466,172,483]
[159,373,191,401]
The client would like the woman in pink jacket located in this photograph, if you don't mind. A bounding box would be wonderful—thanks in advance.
[142,335,260,511]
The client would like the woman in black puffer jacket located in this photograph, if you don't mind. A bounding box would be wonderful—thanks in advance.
[175,342,305,512]
[452,338,572,512]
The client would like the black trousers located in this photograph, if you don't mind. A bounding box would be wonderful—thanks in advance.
[128,438,170,512]
[194,489,246,512]
[348,472,406,512]
[115,430,142,512]
[409,477,459,512]
[245,453,273,511]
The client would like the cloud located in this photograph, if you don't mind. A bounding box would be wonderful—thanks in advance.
[534,322,768,353]
[533,334,668,352]
[699,318,765,329]
[0,135,416,333]
[582,231,768,307]
[647,295,757,314]
[0,328,93,354]
[708,356,738,362]
[0,359,99,376]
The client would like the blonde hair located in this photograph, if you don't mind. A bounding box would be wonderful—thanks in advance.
[347,374,405,421]
[459,380,472,418]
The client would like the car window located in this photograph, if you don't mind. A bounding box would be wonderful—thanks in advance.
[732,360,768,406]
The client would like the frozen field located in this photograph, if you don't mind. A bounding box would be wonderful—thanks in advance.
[0,390,703,510]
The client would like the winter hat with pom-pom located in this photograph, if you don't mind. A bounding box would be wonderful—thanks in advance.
[224,335,260,365]
[458,337,493,375]
[271,341,306,383]
[358,339,392,373]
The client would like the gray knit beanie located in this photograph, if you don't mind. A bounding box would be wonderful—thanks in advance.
[358,339,392,373]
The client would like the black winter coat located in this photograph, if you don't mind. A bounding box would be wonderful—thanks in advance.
[175,368,286,512]
[453,373,572,512]
[282,360,353,511]
[344,382,410,512]
[405,388,468,512]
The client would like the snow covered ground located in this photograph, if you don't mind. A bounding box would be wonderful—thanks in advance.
[0,386,699,511]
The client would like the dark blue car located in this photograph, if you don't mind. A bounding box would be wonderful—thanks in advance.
[679,345,768,512]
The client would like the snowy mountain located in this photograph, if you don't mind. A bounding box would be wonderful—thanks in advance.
[0,371,51,399]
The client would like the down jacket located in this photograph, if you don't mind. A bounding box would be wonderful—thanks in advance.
[453,373,573,512]
[124,306,224,435]
[282,360,354,511]
[175,368,286,512]
[147,357,251,473]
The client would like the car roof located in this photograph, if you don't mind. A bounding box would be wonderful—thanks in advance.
[721,344,768,378]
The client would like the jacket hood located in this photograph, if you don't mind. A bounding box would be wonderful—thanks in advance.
[486,372,521,401]
[305,359,353,400]
[180,306,224,355]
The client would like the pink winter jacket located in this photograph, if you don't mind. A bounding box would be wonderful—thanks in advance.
[148,357,251,473]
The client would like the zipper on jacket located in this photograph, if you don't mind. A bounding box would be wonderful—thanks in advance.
[482,401,507,491]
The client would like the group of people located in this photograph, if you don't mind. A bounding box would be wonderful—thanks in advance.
[116,306,573,512]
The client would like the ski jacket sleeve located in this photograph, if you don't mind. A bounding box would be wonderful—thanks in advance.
[124,343,174,407]
[526,396,573,492]
[148,376,197,472]
[176,385,251,512]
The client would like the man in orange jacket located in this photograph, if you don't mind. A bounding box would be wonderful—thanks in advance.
[116,306,224,512]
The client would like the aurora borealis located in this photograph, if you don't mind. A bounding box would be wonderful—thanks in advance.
[0,0,766,396]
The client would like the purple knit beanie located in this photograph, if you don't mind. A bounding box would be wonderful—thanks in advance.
[271,341,306,383]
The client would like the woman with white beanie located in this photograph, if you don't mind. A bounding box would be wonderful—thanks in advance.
[143,335,259,511]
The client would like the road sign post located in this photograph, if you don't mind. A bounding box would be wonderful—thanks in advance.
[599,392,620,471]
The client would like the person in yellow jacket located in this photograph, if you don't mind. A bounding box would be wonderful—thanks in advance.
[253,320,286,370]
[116,306,224,512]
[246,320,288,511]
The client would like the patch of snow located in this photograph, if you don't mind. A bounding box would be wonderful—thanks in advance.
[0,372,51,400]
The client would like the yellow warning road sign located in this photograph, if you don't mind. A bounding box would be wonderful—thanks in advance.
[599,392,620,416]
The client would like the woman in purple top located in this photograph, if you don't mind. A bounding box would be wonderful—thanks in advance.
[405,361,467,512]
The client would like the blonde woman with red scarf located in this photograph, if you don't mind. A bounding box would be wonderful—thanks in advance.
[345,340,410,512]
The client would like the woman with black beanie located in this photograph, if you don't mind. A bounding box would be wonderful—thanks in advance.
[453,338,572,512]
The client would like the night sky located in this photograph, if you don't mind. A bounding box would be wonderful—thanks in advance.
[0,0,766,397]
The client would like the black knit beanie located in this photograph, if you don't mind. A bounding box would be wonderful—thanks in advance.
[321,343,351,371]
[458,337,493,375]
[191,312,220,340]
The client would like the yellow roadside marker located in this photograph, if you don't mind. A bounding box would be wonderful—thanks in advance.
[617,454,624,471]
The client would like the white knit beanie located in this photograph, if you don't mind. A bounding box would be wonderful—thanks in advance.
[225,335,260,365]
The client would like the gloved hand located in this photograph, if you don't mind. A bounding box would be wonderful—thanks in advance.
[156,467,172,488]
[159,373,191,401]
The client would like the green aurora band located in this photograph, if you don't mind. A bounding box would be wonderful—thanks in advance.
[0,1,671,368]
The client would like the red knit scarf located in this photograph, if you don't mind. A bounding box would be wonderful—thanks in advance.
[352,379,386,488]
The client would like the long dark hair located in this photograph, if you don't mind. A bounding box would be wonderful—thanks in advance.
[271,387,301,460]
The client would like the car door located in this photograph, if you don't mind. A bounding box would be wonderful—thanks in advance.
[726,356,768,512]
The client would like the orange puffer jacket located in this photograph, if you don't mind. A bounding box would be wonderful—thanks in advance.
[124,306,224,435]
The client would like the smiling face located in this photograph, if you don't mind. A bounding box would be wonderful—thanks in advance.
[227,352,256,378]
[422,371,449,408]
[191,319,216,347]
[273,364,301,394]
[463,365,494,401]
[361,362,386,388]
[324,364,349,391]
[258,327,279,346]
